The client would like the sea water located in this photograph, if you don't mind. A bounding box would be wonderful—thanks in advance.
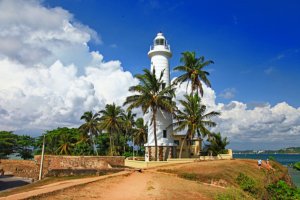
[233,153,300,187]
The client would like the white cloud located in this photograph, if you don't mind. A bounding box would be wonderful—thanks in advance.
[0,0,137,132]
[174,82,300,150]
[0,0,100,67]
[219,88,236,99]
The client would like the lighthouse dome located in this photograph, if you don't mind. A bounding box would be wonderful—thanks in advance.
[148,32,172,58]
[154,32,166,46]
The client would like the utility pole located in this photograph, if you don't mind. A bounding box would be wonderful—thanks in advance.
[38,134,45,180]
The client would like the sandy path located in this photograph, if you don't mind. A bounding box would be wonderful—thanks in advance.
[38,171,216,200]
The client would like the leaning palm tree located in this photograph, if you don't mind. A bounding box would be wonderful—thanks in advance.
[79,111,101,155]
[124,68,176,161]
[174,51,214,96]
[99,103,124,156]
[173,94,220,158]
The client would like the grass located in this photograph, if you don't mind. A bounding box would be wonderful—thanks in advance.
[156,159,289,199]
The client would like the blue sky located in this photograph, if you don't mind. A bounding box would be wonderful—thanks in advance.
[46,0,300,107]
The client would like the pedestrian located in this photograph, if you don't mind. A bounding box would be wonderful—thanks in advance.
[258,159,262,169]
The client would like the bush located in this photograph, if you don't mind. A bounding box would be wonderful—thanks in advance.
[179,172,198,181]
[235,173,257,195]
[293,162,300,171]
[216,188,248,200]
[267,180,300,200]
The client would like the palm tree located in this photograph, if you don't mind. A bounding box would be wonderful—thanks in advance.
[56,131,75,155]
[79,111,101,155]
[121,110,136,153]
[174,51,214,96]
[133,118,148,146]
[173,93,220,158]
[124,68,176,161]
[206,132,229,156]
[99,103,124,155]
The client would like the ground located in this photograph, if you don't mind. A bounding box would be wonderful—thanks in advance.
[0,159,290,200]
[34,171,220,200]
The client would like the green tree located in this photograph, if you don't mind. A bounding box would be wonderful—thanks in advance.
[35,127,83,156]
[174,51,213,96]
[96,133,110,155]
[173,94,220,158]
[55,129,77,155]
[121,110,136,154]
[133,118,148,146]
[79,111,101,155]
[0,131,17,159]
[99,103,124,155]
[206,132,229,156]
[124,68,176,161]
[16,135,35,159]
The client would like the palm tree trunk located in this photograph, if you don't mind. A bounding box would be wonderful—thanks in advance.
[109,132,113,156]
[89,130,98,156]
[153,108,158,161]
[92,135,98,156]
[179,134,188,158]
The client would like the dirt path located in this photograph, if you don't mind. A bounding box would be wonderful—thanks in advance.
[37,171,219,200]
[0,171,131,200]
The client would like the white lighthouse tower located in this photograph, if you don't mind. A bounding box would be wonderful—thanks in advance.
[144,32,176,161]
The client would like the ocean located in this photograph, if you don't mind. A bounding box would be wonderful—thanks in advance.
[233,153,300,188]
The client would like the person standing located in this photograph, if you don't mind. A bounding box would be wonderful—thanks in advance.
[258,159,262,169]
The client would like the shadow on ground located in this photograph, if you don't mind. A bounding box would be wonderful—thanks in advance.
[0,175,31,191]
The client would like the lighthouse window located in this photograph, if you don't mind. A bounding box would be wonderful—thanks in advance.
[163,130,167,138]
[155,39,165,45]
[162,83,166,89]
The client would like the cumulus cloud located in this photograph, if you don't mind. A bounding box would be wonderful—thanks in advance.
[0,0,137,133]
[175,82,300,150]
[0,0,100,67]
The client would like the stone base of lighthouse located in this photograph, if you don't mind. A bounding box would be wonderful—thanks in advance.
[144,145,177,161]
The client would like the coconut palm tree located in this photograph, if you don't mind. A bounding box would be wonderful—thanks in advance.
[79,111,101,155]
[99,103,124,155]
[174,51,214,96]
[56,131,75,155]
[124,68,176,161]
[133,118,148,146]
[206,132,229,156]
[121,110,136,153]
[173,93,220,158]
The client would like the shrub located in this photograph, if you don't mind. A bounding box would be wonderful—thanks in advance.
[216,188,248,200]
[267,180,300,200]
[235,173,257,195]
[293,162,300,171]
[179,172,198,181]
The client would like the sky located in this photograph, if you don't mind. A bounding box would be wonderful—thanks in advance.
[0,0,299,150]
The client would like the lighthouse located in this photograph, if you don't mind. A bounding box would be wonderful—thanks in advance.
[144,32,176,161]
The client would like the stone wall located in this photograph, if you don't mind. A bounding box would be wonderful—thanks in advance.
[34,155,124,178]
[0,159,39,179]
[1,156,125,179]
